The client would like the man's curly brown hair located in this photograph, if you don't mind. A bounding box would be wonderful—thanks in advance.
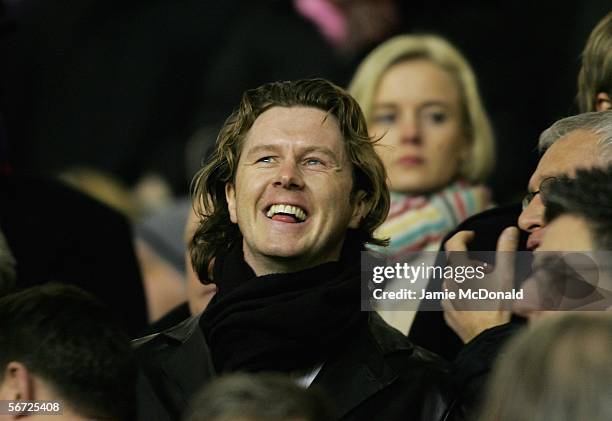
[189,79,389,281]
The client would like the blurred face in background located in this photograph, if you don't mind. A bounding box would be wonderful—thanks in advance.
[369,59,468,194]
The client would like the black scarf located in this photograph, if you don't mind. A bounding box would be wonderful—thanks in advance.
[199,234,367,374]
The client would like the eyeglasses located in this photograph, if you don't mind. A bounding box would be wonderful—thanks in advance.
[521,177,557,210]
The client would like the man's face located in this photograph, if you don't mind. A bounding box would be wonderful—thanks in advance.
[225,106,365,276]
[515,214,607,321]
[538,214,594,252]
[518,130,599,250]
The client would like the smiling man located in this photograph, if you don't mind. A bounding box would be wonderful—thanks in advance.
[135,79,455,421]
[224,106,365,275]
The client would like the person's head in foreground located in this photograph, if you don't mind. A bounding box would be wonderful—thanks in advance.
[577,11,612,113]
[190,78,389,278]
[479,313,612,421]
[518,110,612,250]
[349,34,495,195]
[184,373,335,421]
[0,283,136,421]
[514,166,612,320]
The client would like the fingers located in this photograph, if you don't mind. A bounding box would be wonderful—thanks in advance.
[496,227,519,292]
[441,296,454,313]
[442,279,460,298]
[445,231,475,273]
[496,226,519,252]
[444,231,475,252]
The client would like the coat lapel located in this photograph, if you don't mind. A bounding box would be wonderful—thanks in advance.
[159,316,216,416]
[313,315,402,418]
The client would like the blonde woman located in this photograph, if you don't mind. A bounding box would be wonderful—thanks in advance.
[349,34,495,332]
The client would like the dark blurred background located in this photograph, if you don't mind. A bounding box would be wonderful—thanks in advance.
[1,0,610,207]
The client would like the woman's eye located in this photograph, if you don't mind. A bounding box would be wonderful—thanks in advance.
[372,113,396,124]
[424,111,448,124]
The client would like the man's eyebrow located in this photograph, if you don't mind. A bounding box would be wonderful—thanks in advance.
[244,144,281,157]
[243,144,342,164]
[300,145,340,161]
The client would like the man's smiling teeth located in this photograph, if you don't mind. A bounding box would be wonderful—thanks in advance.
[266,204,307,221]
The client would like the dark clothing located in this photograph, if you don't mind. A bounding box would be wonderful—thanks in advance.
[0,175,147,337]
[135,240,458,420]
[406,205,528,414]
[409,204,526,360]
[1,0,238,191]
[200,241,367,374]
[451,322,524,416]
[135,313,457,421]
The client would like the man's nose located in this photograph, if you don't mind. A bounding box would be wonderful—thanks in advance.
[518,194,545,232]
[273,162,304,189]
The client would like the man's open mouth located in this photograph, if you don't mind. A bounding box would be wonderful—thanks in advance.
[265,204,307,223]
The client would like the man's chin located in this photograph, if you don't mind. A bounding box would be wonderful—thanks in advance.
[265,252,307,262]
[254,246,314,268]
[259,244,307,259]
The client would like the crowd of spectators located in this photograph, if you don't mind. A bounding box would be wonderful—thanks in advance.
[0,2,611,420]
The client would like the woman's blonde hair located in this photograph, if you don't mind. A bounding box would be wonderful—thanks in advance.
[577,12,612,113]
[348,34,495,183]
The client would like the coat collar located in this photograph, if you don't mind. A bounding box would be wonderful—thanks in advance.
[148,313,412,419]
[155,315,216,416]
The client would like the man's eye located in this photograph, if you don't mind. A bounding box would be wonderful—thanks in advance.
[256,156,275,163]
[372,113,396,124]
[304,157,325,166]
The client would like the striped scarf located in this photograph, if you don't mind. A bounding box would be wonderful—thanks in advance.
[372,181,491,257]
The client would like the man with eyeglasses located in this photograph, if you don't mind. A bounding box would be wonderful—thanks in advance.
[517,112,612,252]
[411,110,612,353]
[513,166,612,320]
[407,110,612,416]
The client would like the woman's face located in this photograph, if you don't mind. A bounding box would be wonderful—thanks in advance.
[370,59,468,194]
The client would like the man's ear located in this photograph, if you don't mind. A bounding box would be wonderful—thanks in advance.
[596,92,611,111]
[225,183,238,224]
[349,190,368,229]
[1,362,33,402]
